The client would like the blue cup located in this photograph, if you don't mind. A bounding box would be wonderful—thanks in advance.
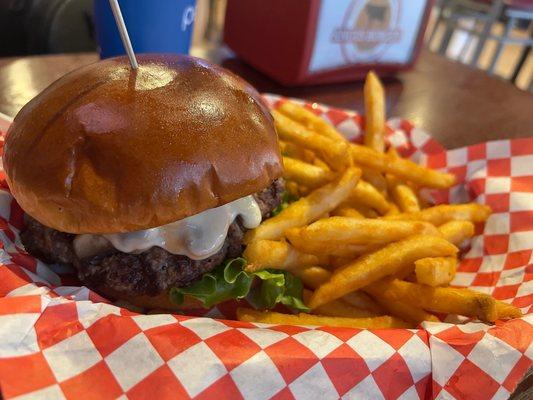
[94,0,197,58]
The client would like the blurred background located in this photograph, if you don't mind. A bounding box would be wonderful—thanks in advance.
[0,0,531,90]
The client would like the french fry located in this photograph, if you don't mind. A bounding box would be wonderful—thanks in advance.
[285,230,377,257]
[303,290,379,318]
[361,71,389,191]
[384,204,492,226]
[385,150,421,213]
[325,244,382,258]
[407,181,420,193]
[404,273,417,282]
[298,185,311,196]
[292,266,332,289]
[329,256,354,269]
[313,157,331,171]
[363,71,386,153]
[303,150,317,163]
[385,300,440,324]
[308,235,458,309]
[362,169,388,195]
[387,173,421,213]
[393,264,418,280]
[365,289,440,324]
[277,101,346,142]
[417,189,433,209]
[347,180,390,214]
[385,146,401,163]
[353,204,379,218]
[279,141,316,163]
[237,308,411,329]
[243,240,325,272]
[293,267,384,314]
[368,279,499,322]
[414,257,457,286]
[286,217,440,246]
[273,110,350,171]
[350,143,456,188]
[245,167,361,243]
[282,156,335,189]
[385,172,398,192]
[280,141,306,160]
[279,140,289,154]
[438,220,475,246]
[285,181,300,197]
[386,147,399,158]
[342,291,384,314]
[332,206,365,219]
[393,185,421,213]
[495,300,522,319]
[385,202,400,216]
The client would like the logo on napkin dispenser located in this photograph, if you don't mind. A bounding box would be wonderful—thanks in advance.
[331,0,402,62]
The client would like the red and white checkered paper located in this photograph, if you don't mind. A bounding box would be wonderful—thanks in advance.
[0,96,531,400]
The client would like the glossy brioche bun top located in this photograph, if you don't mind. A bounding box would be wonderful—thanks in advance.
[4,54,282,234]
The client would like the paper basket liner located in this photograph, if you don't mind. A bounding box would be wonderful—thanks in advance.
[0,94,531,400]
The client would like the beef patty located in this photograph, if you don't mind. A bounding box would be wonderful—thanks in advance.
[21,179,284,297]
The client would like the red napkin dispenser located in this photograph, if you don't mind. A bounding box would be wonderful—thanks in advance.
[224,0,434,86]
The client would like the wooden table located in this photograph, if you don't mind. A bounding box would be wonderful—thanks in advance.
[0,47,532,149]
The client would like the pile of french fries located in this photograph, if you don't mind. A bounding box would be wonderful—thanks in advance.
[237,72,522,329]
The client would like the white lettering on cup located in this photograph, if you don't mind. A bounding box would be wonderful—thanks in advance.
[181,6,196,31]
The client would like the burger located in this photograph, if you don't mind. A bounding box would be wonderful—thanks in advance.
[4,54,306,312]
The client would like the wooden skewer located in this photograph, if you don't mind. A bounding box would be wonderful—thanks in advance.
[108,0,138,69]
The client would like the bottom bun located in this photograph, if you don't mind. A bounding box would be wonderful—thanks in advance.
[95,286,207,312]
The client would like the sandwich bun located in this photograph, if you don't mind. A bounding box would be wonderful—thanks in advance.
[4,54,282,234]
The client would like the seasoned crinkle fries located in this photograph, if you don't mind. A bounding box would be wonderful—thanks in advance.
[238,72,521,329]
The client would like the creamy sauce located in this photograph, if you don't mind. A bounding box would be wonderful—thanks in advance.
[73,195,261,260]
[73,234,114,259]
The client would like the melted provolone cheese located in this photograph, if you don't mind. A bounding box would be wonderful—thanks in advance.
[73,195,261,260]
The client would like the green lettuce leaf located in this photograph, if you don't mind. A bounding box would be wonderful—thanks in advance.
[271,190,297,216]
[169,257,310,312]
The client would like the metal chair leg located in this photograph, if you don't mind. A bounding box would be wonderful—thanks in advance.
[487,17,514,75]
[428,0,451,46]
[511,45,531,84]
[438,14,458,55]
[469,0,504,67]
[511,22,533,84]
[459,29,476,61]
